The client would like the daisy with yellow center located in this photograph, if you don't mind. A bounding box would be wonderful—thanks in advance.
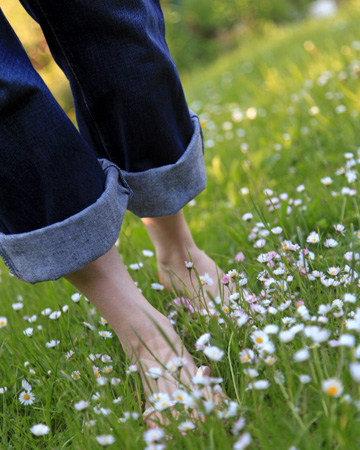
[0,317,7,328]
[19,390,35,405]
[71,371,81,380]
[322,378,343,398]
[251,331,269,348]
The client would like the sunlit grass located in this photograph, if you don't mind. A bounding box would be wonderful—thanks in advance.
[2,2,360,449]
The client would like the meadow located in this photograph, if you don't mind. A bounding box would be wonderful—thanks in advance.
[2,1,360,449]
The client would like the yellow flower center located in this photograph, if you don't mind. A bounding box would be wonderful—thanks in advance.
[0,321,4,326]
[327,386,338,396]
[242,355,250,362]
[267,359,274,364]
[177,395,183,401]
[256,337,263,344]
[95,372,100,378]
[161,402,167,408]
[105,368,111,373]
[24,394,30,400]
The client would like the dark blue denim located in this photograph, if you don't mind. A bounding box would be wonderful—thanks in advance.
[0,1,206,283]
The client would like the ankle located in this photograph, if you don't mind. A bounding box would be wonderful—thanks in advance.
[156,242,199,267]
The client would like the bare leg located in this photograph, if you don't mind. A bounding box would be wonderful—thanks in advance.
[64,246,198,407]
[142,209,225,306]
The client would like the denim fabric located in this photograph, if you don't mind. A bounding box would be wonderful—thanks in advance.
[0,1,206,283]
[0,160,131,283]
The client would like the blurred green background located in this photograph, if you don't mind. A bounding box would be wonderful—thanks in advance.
[2,0,329,121]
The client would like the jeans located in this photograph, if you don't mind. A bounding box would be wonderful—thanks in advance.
[0,1,206,284]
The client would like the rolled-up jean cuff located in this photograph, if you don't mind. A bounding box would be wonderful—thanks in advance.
[123,110,206,218]
[0,159,132,284]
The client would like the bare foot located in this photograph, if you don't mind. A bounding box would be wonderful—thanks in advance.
[157,246,226,308]
[128,318,216,426]
[142,210,227,309]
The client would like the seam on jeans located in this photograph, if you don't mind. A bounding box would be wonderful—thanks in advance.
[100,160,134,199]
[0,243,22,280]
[33,0,113,162]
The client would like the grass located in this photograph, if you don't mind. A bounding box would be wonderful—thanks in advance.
[2,1,360,448]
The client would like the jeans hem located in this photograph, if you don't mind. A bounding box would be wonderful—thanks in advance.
[0,160,131,284]
[123,110,206,218]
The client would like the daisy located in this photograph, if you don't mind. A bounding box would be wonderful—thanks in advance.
[30,424,50,436]
[0,317,7,328]
[74,400,89,411]
[203,345,224,361]
[45,340,60,348]
[151,283,164,291]
[71,371,81,380]
[178,421,196,432]
[299,374,312,384]
[195,333,211,349]
[324,238,338,248]
[239,349,255,364]
[293,348,310,362]
[251,330,269,347]
[233,432,251,450]
[23,327,33,337]
[98,331,112,339]
[49,311,61,320]
[102,365,113,374]
[142,249,154,257]
[95,435,115,446]
[143,428,165,444]
[71,293,81,303]
[129,262,143,270]
[306,232,320,244]
[199,273,213,286]
[12,302,23,311]
[321,177,333,185]
[19,390,35,405]
[322,378,343,397]
[334,224,346,235]
[349,363,360,382]
[145,367,162,379]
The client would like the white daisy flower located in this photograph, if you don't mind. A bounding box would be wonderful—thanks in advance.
[98,331,113,339]
[203,345,224,361]
[321,177,333,185]
[233,432,251,449]
[71,371,81,380]
[23,327,33,337]
[71,293,81,303]
[143,427,165,444]
[0,317,8,328]
[45,340,60,348]
[349,363,360,382]
[145,367,163,379]
[322,378,343,397]
[19,391,35,405]
[299,374,312,384]
[306,231,320,244]
[294,348,310,362]
[12,302,23,311]
[178,420,196,431]
[95,435,115,446]
[142,249,154,257]
[49,311,61,320]
[129,263,143,270]
[30,424,50,436]
[74,400,89,411]
[151,283,164,291]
